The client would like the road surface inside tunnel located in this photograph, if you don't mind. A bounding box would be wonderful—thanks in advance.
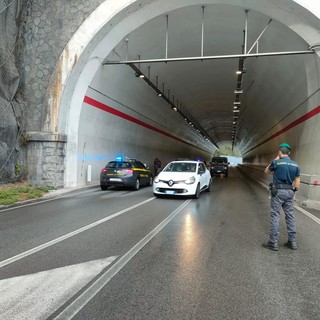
[0,167,320,320]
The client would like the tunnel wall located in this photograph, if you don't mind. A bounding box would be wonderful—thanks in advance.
[76,65,213,186]
[9,0,320,193]
[242,52,320,208]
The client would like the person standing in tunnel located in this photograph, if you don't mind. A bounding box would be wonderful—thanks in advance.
[262,143,301,251]
[153,157,161,176]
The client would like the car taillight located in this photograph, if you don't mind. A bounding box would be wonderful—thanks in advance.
[122,169,133,175]
[101,168,108,173]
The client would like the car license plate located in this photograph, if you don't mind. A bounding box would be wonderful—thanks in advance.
[109,178,122,182]
[165,190,176,195]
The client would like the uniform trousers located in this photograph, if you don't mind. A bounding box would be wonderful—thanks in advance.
[269,189,297,243]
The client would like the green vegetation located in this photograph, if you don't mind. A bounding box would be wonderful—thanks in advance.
[213,145,242,157]
[0,184,54,206]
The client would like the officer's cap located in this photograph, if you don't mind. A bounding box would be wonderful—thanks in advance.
[279,143,291,150]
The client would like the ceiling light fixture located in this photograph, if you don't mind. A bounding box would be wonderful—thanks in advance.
[234,89,243,94]
[233,101,241,105]
[236,70,242,75]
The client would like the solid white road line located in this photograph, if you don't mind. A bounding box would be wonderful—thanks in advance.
[54,199,192,320]
[252,177,320,226]
[0,197,155,269]
[295,205,320,225]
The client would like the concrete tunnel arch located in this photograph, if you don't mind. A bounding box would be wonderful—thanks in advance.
[51,0,320,205]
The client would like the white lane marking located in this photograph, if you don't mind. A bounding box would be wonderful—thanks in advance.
[294,205,320,225]
[0,197,155,269]
[0,256,117,320]
[54,199,192,319]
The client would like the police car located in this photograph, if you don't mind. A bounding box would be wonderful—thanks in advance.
[100,158,153,191]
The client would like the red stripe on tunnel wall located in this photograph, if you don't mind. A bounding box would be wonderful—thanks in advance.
[245,105,320,154]
[83,96,200,150]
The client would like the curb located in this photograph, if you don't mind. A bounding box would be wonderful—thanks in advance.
[0,184,99,211]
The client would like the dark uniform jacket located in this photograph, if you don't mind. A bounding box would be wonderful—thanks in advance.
[269,156,300,185]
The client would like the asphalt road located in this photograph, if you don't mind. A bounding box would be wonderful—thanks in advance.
[1,168,320,320]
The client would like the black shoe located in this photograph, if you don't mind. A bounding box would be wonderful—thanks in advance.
[262,241,279,251]
[284,241,297,250]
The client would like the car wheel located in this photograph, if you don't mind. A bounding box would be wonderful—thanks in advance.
[193,183,200,199]
[206,180,211,192]
[148,176,153,186]
[100,185,108,190]
[133,178,140,191]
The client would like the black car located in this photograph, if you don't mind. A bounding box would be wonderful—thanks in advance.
[210,157,229,177]
[100,159,153,190]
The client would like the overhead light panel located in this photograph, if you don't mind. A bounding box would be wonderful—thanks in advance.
[233,101,241,105]
[234,89,243,94]
[236,70,242,74]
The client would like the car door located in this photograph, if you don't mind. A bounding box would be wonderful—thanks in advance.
[136,161,148,185]
[198,162,207,189]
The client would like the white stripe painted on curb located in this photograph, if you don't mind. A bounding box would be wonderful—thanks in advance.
[0,197,155,269]
[54,199,192,320]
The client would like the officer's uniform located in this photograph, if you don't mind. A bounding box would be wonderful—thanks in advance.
[268,156,300,244]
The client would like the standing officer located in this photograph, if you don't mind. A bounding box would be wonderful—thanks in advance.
[153,157,161,176]
[263,143,300,251]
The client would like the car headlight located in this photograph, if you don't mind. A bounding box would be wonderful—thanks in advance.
[184,176,196,184]
[154,177,160,183]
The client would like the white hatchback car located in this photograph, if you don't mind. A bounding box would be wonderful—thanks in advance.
[153,160,212,198]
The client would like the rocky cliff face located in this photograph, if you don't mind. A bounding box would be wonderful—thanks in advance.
[0,1,25,183]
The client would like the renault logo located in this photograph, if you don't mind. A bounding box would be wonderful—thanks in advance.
[168,180,174,187]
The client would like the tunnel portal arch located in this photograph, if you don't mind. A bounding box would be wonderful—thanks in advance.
[22,0,320,206]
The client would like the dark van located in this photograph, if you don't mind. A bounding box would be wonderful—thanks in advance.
[210,157,229,177]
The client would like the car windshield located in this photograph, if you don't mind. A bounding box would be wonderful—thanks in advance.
[212,158,227,164]
[106,161,132,169]
[163,162,196,172]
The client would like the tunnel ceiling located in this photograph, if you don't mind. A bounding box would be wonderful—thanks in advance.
[104,3,314,154]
